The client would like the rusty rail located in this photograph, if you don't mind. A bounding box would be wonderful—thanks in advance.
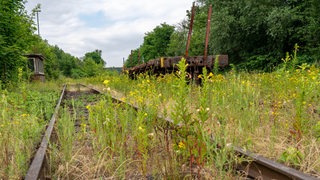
[25,85,66,180]
[82,84,318,179]
[26,84,318,179]
[234,147,318,180]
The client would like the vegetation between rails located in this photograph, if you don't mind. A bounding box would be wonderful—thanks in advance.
[1,57,319,179]
[1,0,320,179]
[92,60,318,178]
[57,57,319,178]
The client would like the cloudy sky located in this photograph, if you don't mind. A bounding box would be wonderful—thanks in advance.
[25,0,194,67]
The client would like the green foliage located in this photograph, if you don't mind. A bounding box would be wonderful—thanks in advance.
[53,45,81,77]
[125,48,141,68]
[279,147,304,167]
[172,58,190,126]
[83,49,105,65]
[57,107,75,162]
[141,23,175,60]
[166,0,320,71]
[208,0,320,70]
[314,121,320,140]
[166,21,188,56]
[0,82,60,178]
[0,0,35,86]
[125,0,319,71]
[28,37,61,80]
[81,57,105,77]
[0,1,107,84]
[125,23,174,67]
[29,39,105,79]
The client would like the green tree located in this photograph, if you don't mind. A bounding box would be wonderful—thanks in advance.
[28,37,61,79]
[81,57,104,77]
[140,23,175,61]
[0,0,35,85]
[125,23,174,67]
[53,45,81,77]
[125,48,141,68]
[84,49,105,65]
[167,21,189,56]
[206,0,319,70]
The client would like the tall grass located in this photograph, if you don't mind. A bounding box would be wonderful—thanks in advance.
[95,61,319,177]
[0,81,60,179]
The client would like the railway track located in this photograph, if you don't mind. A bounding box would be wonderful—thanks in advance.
[25,84,318,179]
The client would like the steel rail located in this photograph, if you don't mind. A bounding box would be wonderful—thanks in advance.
[39,84,317,180]
[234,147,318,180]
[25,84,66,180]
[82,84,318,180]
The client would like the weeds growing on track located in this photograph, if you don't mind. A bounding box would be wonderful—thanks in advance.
[0,78,60,179]
[87,57,319,178]
[2,55,319,178]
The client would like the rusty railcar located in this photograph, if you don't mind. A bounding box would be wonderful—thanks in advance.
[125,55,228,80]
[124,3,228,81]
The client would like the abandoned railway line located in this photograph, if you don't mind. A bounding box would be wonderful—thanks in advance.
[24,84,318,179]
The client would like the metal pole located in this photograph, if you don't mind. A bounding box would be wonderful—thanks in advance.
[35,10,40,36]
[138,49,141,64]
[130,50,133,66]
[204,5,212,60]
[185,2,195,57]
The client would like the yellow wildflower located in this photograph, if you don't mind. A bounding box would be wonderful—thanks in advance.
[138,126,145,132]
[178,141,185,149]
[103,80,110,86]
[21,114,29,117]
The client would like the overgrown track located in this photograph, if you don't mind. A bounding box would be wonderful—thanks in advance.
[25,84,101,180]
[25,85,66,180]
[81,84,318,180]
[25,84,318,180]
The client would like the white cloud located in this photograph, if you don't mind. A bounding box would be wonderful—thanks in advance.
[25,0,194,67]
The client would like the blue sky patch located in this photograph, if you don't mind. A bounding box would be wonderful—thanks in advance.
[79,11,109,28]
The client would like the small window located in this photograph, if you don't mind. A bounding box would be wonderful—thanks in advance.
[28,58,35,72]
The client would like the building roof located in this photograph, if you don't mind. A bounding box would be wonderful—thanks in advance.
[24,54,45,60]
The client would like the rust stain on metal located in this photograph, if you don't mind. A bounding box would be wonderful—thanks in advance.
[185,2,195,57]
[234,147,318,180]
[80,84,318,180]
[25,85,66,180]
[138,49,141,64]
[204,5,212,60]
[125,55,229,80]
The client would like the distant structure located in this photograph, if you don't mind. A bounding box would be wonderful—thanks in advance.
[25,54,45,82]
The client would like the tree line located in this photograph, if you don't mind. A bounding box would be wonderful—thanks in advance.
[1,0,319,88]
[125,0,320,71]
[0,0,105,88]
